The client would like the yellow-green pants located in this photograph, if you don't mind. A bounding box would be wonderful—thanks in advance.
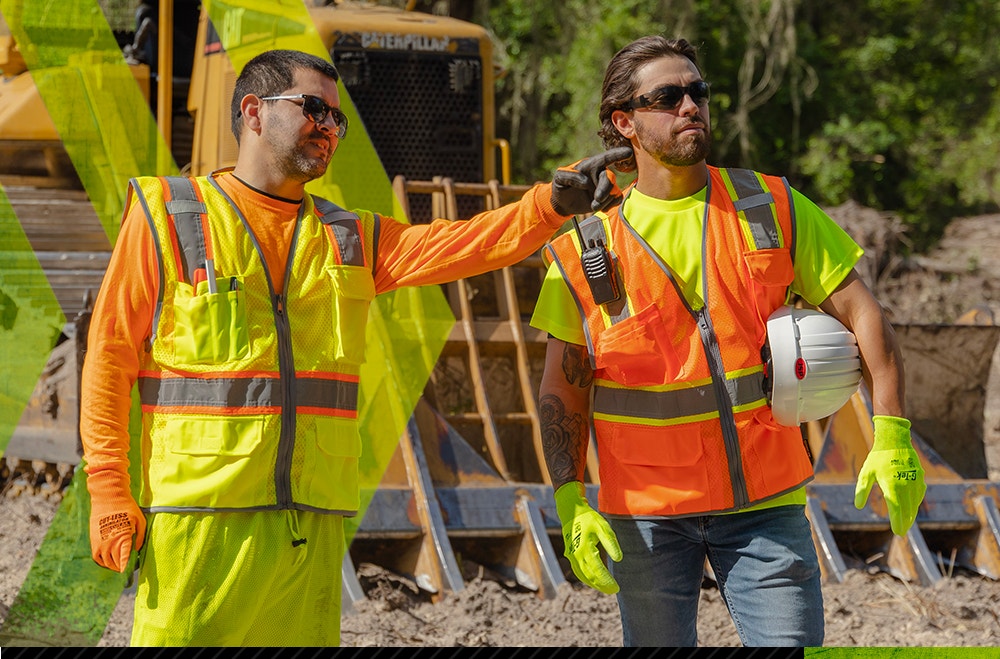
[130,509,345,646]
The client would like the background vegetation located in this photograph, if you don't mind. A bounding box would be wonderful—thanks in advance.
[411,0,1000,251]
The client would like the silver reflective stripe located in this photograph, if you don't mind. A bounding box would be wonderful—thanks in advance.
[138,375,358,413]
[593,371,765,420]
[312,196,365,267]
[727,168,780,250]
[543,243,598,368]
[165,177,209,284]
[164,199,208,215]
[732,192,774,213]
[296,376,360,413]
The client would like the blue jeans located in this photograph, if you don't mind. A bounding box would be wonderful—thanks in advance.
[607,505,824,647]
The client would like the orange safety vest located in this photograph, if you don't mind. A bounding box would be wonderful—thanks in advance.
[543,167,814,516]
[131,173,377,514]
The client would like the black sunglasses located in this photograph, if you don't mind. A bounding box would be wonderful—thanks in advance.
[626,81,711,111]
[260,93,349,139]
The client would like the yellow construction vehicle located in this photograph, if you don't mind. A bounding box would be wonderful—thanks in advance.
[1,1,507,196]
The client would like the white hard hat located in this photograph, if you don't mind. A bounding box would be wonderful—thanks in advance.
[764,305,862,426]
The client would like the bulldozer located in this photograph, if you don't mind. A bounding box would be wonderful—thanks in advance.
[1,0,563,616]
[2,0,999,640]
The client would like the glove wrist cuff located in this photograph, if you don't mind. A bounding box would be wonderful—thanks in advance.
[872,415,913,451]
[554,481,588,521]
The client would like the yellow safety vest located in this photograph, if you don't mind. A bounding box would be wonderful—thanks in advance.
[131,173,376,514]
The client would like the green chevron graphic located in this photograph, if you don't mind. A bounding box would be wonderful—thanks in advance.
[0,0,169,645]
[0,0,453,646]
[0,186,65,457]
[807,649,1000,658]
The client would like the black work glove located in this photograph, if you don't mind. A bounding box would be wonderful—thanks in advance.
[550,146,633,216]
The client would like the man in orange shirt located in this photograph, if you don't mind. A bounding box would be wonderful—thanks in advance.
[80,48,630,646]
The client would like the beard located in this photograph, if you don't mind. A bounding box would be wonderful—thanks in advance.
[286,149,331,182]
[267,126,333,183]
[635,118,712,167]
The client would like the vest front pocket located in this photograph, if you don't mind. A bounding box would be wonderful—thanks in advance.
[154,414,267,507]
[325,265,376,365]
[297,415,361,511]
[173,280,250,364]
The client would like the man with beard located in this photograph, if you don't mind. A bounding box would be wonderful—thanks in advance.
[80,49,629,646]
[530,36,925,646]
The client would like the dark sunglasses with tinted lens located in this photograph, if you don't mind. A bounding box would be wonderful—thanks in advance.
[626,81,710,111]
[260,93,349,139]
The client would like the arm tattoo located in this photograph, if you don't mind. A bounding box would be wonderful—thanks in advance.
[560,343,593,388]
[539,393,587,485]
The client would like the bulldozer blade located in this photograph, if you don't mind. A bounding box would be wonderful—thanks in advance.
[341,552,366,613]
[348,397,569,603]
[971,494,1000,579]
[807,384,1000,584]
[806,494,849,583]
[513,493,567,599]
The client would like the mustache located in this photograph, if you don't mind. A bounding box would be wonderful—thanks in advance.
[307,129,333,146]
[677,117,707,130]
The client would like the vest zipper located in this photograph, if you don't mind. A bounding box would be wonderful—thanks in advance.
[274,211,304,508]
[624,199,751,508]
[272,292,295,506]
[208,175,300,509]
[694,308,750,509]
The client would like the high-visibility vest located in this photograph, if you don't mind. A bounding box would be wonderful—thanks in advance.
[543,167,814,516]
[131,173,377,514]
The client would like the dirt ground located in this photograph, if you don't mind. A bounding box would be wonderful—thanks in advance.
[4,202,1000,648]
[0,486,998,647]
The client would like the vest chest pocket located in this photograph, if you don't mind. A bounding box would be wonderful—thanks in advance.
[325,265,376,365]
[743,248,794,288]
[173,280,250,364]
[593,303,676,386]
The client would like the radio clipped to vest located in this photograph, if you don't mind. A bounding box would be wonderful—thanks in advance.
[573,217,621,306]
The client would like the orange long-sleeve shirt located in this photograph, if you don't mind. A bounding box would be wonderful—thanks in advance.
[80,172,566,484]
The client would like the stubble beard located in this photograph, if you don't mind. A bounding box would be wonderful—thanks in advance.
[637,121,712,168]
[288,151,330,183]
[268,128,332,183]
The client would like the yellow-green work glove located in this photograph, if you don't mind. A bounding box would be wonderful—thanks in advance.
[554,481,622,594]
[854,415,927,535]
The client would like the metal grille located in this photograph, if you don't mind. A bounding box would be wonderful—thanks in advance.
[333,48,486,223]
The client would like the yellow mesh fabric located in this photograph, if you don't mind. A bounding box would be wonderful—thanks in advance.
[131,510,344,646]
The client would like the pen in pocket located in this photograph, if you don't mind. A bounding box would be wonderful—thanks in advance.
[205,259,217,293]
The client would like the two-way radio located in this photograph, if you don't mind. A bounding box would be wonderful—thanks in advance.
[573,217,621,306]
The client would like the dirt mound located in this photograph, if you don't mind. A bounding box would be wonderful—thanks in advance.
[831,202,1000,326]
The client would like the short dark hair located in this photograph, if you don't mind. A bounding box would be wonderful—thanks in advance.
[231,49,340,143]
[598,37,701,172]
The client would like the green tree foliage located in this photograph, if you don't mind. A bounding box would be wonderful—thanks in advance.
[409,0,1000,250]
[799,0,1000,247]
